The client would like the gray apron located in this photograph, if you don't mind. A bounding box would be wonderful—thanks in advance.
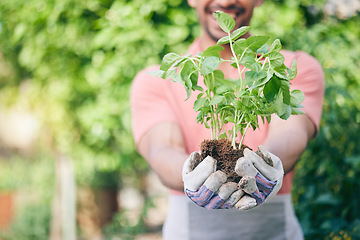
[162,194,303,240]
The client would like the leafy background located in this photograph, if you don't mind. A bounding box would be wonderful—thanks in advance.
[0,0,359,239]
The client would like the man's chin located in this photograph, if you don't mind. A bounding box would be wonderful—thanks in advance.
[206,28,228,43]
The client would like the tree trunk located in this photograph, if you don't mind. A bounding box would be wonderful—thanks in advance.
[49,154,76,240]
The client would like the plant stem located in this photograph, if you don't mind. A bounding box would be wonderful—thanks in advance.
[187,57,200,71]
[215,112,220,139]
[232,111,246,149]
[210,109,216,139]
[228,32,243,90]
[218,112,225,138]
[231,110,238,149]
[261,57,269,70]
[239,121,251,149]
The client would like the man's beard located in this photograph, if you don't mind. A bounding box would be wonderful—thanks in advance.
[204,5,247,42]
[205,23,222,42]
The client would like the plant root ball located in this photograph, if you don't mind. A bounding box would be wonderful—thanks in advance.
[197,139,251,183]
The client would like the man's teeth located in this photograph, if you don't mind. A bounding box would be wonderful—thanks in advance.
[226,13,237,18]
[210,10,239,19]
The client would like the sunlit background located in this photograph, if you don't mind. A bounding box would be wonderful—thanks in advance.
[0,0,359,239]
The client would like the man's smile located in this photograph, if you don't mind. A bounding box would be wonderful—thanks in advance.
[205,5,246,20]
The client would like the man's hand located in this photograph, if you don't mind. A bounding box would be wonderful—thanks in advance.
[182,146,283,210]
[182,152,243,209]
[235,146,284,210]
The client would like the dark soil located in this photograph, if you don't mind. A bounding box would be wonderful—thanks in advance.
[192,138,252,183]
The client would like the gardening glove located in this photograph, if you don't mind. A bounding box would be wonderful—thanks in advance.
[182,152,241,209]
[234,145,284,210]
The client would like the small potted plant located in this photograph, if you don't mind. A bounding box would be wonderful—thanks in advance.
[149,11,305,182]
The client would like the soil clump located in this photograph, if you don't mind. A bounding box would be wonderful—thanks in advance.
[191,138,251,183]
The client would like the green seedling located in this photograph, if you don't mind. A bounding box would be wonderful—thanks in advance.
[149,11,304,149]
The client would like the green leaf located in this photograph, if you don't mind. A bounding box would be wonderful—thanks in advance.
[268,52,285,68]
[224,116,235,123]
[266,115,272,124]
[180,60,194,83]
[274,91,284,116]
[184,76,192,91]
[204,75,215,91]
[165,68,178,80]
[280,104,292,120]
[245,71,267,89]
[260,103,275,116]
[288,59,297,80]
[219,132,228,139]
[225,91,235,102]
[269,39,282,52]
[217,36,230,45]
[173,54,190,68]
[213,69,225,82]
[274,64,288,79]
[209,95,225,105]
[213,11,235,33]
[203,45,224,58]
[248,113,258,123]
[260,115,265,124]
[221,105,235,114]
[233,38,247,55]
[216,85,230,94]
[160,53,180,71]
[250,118,259,131]
[196,111,205,124]
[239,56,259,70]
[171,73,183,84]
[233,99,244,110]
[147,70,165,78]
[201,56,221,75]
[264,76,281,102]
[264,71,274,85]
[290,89,305,106]
[230,26,250,41]
[246,36,269,52]
[204,117,211,128]
[194,97,207,111]
[256,43,269,54]
[185,86,192,100]
[291,107,305,115]
[280,81,291,104]
[190,71,203,91]
[220,78,241,91]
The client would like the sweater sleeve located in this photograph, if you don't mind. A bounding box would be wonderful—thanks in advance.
[286,50,325,133]
[130,66,178,145]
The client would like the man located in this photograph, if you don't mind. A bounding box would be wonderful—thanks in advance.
[131,0,324,239]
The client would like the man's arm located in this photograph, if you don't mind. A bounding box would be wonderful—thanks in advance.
[263,114,315,174]
[137,122,188,191]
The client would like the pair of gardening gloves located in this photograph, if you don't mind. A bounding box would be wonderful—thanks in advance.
[182,146,284,210]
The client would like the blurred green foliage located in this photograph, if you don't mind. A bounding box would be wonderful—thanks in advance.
[0,0,197,238]
[250,1,360,239]
[102,197,155,240]
[0,0,359,239]
[0,155,54,239]
[0,0,197,186]
[0,204,52,240]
